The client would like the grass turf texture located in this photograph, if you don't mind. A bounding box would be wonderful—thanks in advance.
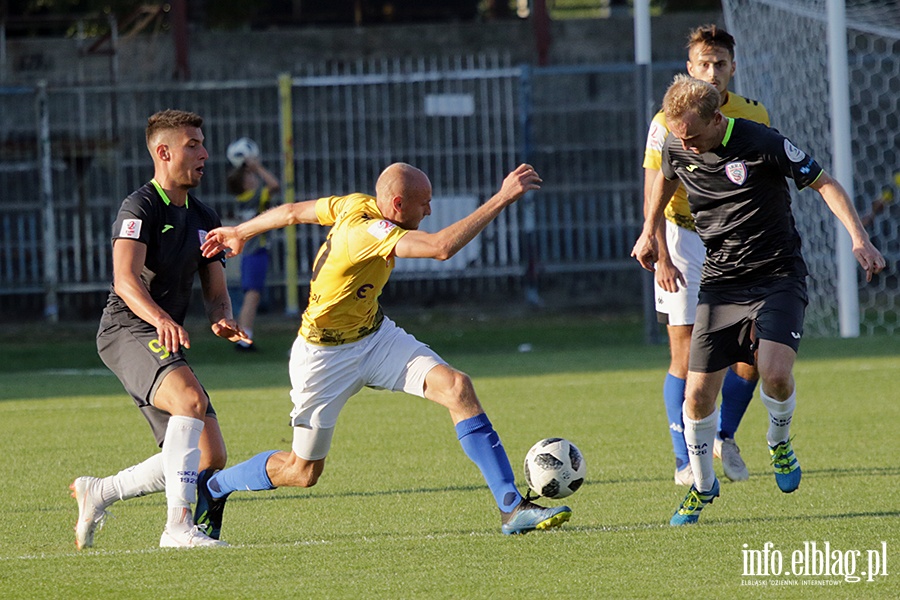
[1,311,898,599]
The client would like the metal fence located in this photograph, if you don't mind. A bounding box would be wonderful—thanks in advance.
[0,55,680,320]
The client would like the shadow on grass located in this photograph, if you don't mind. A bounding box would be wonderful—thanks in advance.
[207,464,900,508]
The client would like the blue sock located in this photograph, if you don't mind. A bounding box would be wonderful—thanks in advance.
[455,413,521,512]
[719,368,757,440]
[663,374,690,469]
[207,450,278,499]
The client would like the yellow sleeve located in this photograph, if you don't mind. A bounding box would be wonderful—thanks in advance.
[642,111,669,171]
[314,195,344,226]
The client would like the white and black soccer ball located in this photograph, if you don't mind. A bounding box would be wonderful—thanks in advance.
[226,137,260,167]
[524,437,586,499]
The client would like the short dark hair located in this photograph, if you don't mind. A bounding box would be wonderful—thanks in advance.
[145,109,203,147]
[686,24,735,59]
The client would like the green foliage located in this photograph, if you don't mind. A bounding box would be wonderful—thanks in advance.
[1,313,898,599]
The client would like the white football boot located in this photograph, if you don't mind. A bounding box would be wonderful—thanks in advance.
[160,524,229,548]
[674,464,694,486]
[70,476,110,550]
[714,436,750,482]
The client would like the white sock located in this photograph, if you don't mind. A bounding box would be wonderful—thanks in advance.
[760,388,796,446]
[162,415,204,528]
[101,453,166,504]
[684,409,718,493]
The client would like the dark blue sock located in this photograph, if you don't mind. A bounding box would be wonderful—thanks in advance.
[455,413,521,512]
[207,450,278,499]
[663,373,690,469]
[719,368,757,440]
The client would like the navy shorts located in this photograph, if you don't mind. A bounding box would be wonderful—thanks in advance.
[689,277,808,373]
[241,248,269,293]
[97,317,216,447]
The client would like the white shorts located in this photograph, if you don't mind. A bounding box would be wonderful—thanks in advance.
[288,315,446,459]
[654,221,704,326]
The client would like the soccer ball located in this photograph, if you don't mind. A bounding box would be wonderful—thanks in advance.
[524,438,586,499]
[226,137,259,167]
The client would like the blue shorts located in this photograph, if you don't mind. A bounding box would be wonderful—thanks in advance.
[241,248,269,293]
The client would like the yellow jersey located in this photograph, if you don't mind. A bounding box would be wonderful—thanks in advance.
[300,193,408,346]
[643,92,770,230]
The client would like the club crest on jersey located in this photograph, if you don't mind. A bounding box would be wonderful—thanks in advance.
[367,219,396,240]
[120,218,142,239]
[784,138,806,163]
[725,161,747,185]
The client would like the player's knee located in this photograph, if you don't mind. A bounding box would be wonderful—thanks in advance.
[446,370,480,410]
[173,389,208,419]
[668,359,689,380]
[762,372,793,399]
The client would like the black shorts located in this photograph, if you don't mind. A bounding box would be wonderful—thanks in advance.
[97,316,216,447]
[689,277,808,373]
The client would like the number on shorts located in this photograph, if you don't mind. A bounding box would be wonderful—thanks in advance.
[148,338,171,360]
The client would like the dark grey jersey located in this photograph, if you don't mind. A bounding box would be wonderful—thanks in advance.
[661,118,823,290]
[102,181,225,327]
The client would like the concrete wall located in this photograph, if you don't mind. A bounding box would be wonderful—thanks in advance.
[2,11,722,85]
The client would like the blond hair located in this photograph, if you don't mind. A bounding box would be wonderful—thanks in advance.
[662,74,721,125]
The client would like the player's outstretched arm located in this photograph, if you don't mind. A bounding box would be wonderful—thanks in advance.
[199,261,252,344]
[632,172,680,272]
[202,200,319,258]
[394,164,541,260]
[811,172,886,282]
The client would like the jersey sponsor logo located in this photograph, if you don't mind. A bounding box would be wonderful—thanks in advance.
[120,218,142,239]
[646,121,666,151]
[366,219,396,240]
[356,283,374,299]
[784,138,806,163]
[686,164,699,172]
[799,157,815,175]
[726,161,748,185]
[791,331,801,340]
[162,224,174,233]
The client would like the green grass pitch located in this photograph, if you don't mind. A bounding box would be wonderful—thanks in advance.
[0,311,897,599]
